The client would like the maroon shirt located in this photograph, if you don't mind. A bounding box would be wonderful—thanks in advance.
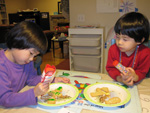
[106,44,150,83]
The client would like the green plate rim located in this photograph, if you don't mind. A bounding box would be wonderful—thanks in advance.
[83,82,131,107]
[38,83,79,107]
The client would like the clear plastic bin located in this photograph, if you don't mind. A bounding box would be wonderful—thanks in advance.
[71,46,101,55]
[72,55,101,72]
[69,37,101,47]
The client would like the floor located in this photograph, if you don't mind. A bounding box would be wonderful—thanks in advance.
[40,42,69,72]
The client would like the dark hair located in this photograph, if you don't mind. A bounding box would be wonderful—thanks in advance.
[114,12,149,43]
[6,21,48,54]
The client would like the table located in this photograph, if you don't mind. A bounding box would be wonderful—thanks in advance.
[51,38,68,58]
[0,70,150,113]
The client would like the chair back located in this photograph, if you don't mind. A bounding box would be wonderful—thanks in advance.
[0,43,7,49]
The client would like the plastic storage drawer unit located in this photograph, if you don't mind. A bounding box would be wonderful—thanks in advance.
[71,47,101,55]
[69,37,101,47]
[72,55,101,72]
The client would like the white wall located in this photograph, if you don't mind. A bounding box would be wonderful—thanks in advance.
[70,0,150,38]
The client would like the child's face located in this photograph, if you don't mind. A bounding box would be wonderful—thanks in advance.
[115,34,140,54]
[10,48,40,65]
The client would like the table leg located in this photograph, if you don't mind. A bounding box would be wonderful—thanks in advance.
[52,40,55,57]
[60,41,64,58]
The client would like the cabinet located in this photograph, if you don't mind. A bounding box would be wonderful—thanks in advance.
[8,12,50,30]
[50,15,69,30]
[69,28,104,73]
[0,0,7,24]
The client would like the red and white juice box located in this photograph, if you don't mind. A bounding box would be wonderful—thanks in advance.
[41,64,56,83]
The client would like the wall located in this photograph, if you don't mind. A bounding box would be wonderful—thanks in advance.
[26,0,60,15]
[70,0,150,37]
[5,0,27,13]
[5,0,60,16]
[69,0,150,73]
[5,0,61,28]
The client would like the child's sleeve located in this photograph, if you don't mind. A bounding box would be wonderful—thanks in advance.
[134,48,150,82]
[0,86,37,107]
[106,45,121,81]
[25,61,41,86]
[0,68,37,107]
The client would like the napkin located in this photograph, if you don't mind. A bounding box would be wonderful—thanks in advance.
[57,108,75,113]
[41,64,56,83]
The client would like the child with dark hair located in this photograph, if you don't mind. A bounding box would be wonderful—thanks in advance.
[106,12,150,86]
[0,21,70,107]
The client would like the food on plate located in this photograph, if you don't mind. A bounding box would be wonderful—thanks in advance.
[99,95,110,103]
[90,87,121,104]
[47,98,56,104]
[100,87,109,93]
[90,91,103,97]
[90,87,110,97]
[40,86,71,104]
[105,97,121,104]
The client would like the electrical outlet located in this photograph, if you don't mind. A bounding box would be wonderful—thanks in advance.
[77,14,85,22]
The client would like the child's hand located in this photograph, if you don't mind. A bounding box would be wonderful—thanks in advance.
[34,82,50,97]
[117,74,134,86]
[120,67,137,86]
[121,71,129,80]
[53,77,71,83]
[121,74,134,86]
[126,67,139,82]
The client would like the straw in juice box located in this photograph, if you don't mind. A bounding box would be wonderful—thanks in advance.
[41,64,56,83]
[113,60,128,73]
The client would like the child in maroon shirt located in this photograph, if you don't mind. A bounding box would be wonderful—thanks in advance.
[106,12,150,86]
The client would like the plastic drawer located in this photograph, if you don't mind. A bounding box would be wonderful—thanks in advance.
[69,37,101,47]
[71,47,101,55]
[72,55,101,72]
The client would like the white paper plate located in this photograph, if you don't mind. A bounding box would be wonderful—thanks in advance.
[38,83,79,106]
[84,82,131,107]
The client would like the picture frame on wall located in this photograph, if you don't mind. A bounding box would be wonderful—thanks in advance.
[58,2,62,14]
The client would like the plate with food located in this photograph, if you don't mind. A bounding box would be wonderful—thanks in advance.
[38,83,79,106]
[83,82,131,107]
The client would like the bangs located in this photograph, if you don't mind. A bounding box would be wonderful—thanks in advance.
[114,23,141,38]
[114,12,149,43]
[114,18,147,42]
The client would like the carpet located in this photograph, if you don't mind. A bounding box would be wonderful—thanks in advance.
[56,59,70,70]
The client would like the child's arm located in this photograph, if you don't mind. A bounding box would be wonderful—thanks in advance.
[106,45,122,81]
[26,62,41,86]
